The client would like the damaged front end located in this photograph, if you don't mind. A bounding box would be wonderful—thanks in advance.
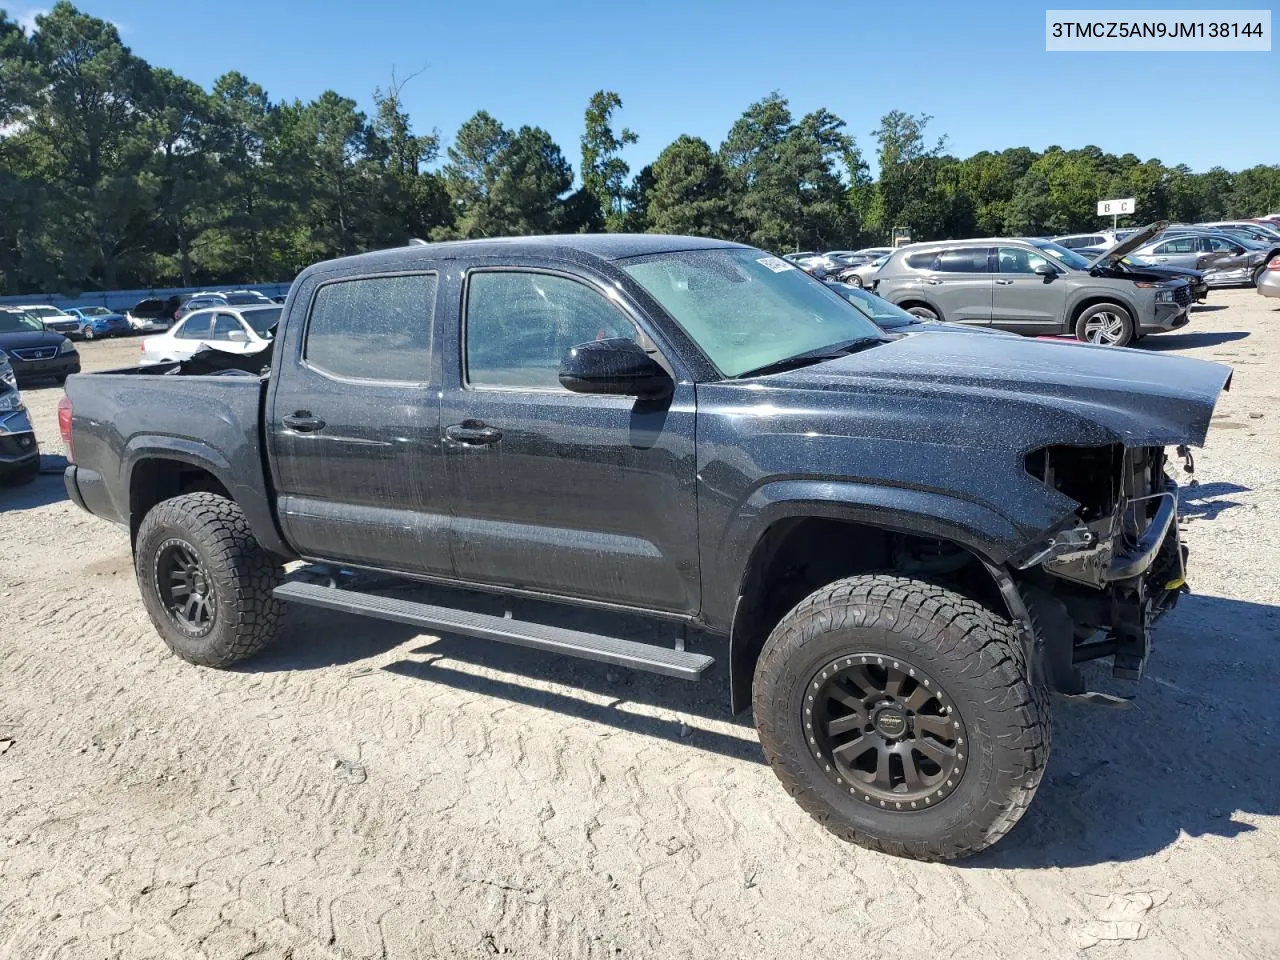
[1014,442,1195,699]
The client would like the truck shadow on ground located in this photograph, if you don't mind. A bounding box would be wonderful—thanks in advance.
[256,581,1278,867]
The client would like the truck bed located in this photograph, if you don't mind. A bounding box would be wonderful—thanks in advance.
[62,368,287,557]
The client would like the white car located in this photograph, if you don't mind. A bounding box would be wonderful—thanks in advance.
[17,304,81,337]
[140,305,280,365]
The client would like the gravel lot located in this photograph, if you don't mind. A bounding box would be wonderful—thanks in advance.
[2,291,1277,960]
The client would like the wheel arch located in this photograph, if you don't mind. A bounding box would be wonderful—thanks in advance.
[123,438,294,560]
[723,485,1033,713]
[1068,293,1137,328]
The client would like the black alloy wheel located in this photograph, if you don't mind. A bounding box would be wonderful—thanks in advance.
[804,653,966,811]
[154,537,217,635]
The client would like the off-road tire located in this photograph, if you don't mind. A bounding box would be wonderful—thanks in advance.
[752,574,1051,861]
[1074,302,1134,347]
[135,492,285,667]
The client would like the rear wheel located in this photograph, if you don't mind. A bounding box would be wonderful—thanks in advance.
[1074,302,1134,347]
[134,492,285,667]
[845,274,864,288]
[753,574,1050,861]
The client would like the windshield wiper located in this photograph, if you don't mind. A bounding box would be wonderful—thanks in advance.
[736,337,886,378]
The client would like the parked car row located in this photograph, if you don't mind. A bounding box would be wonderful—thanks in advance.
[1,289,289,341]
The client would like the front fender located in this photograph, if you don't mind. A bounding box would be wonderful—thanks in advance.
[723,478,1031,576]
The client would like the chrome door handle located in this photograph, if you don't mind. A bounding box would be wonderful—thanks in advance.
[924,279,943,285]
[995,279,1014,285]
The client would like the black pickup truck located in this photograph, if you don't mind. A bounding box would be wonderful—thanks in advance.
[61,235,1231,860]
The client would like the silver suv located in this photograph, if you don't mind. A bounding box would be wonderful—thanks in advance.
[873,223,1192,346]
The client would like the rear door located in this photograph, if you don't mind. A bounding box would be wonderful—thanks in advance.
[267,269,452,576]
[440,261,700,614]
[1148,237,1199,268]
[992,246,1069,334]
[919,247,993,324]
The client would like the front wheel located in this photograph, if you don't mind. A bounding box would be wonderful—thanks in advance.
[753,575,1050,861]
[83,327,95,340]
[1074,303,1134,346]
[134,492,286,667]
[845,274,864,288]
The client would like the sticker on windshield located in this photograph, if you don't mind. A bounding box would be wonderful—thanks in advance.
[757,256,793,273]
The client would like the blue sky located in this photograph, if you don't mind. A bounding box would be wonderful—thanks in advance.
[11,0,1279,178]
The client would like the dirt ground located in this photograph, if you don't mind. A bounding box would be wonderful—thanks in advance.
[2,292,1278,960]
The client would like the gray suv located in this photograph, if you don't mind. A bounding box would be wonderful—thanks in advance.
[874,222,1192,346]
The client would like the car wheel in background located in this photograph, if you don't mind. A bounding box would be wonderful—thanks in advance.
[905,305,940,322]
[846,275,864,288]
[1252,264,1266,286]
[83,327,95,340]
[1074,303,1134,347]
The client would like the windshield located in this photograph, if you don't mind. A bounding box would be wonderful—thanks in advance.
[1029,240,1092,270]
[0,311,44,333]
[240,307,281,337]
[621,247,884,377]
[830,285,918,328]
[80,306,112,316]
[24,306,60,318]
[225,292,271,305]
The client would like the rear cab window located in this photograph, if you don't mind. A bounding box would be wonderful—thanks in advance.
[304,273,437,382]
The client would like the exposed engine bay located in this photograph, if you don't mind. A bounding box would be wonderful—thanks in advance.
[1018,443,1190,696]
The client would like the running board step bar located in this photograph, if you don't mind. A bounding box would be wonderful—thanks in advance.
[274,580,714,680]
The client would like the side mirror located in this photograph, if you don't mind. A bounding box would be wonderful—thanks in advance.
[559,338,671,397]
[226,330,250,343]
[1033,262,1057,277]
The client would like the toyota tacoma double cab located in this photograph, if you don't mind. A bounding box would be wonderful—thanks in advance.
[60,235,1231,860]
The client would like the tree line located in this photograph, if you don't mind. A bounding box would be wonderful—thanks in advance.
[2,2,1278,295]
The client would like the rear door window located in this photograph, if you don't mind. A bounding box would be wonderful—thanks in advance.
[936,248,991,273]
[304,273,437,382]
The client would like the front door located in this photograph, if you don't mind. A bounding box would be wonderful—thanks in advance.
[268,270,452,577]
[923,246,994,324]
[992,246,1069,334]
[442,265,700,614]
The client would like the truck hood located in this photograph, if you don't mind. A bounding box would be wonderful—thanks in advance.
[759,332,1231,447]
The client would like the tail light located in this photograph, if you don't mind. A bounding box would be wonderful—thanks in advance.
[57,394,74,463]
[1268,253,1280,270]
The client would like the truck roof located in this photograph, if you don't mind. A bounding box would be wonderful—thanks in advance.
[303,234,748,276]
